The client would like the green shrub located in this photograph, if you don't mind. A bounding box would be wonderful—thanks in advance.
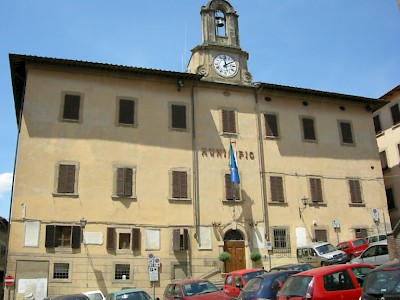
[250,252,261,261]
[218,251,231,262]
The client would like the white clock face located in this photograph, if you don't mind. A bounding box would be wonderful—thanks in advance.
[213,54,238,77]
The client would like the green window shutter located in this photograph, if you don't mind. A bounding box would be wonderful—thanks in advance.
[63,95,80,120]
[71,226,81,249]
[45,225,56,248]
[172,105,187,129]
[119,99,135,125]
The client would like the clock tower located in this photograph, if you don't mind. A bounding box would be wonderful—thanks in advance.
[187,0,252,85]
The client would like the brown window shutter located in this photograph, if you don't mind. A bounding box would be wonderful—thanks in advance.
[349,180,362,203]
[310,178,323,202]
[225,174,233,200]
[119,99,135,125]
[71,226,81,249]
[58,164,76,193]
[172,171,187,198]
[302,118,315,140]
[340,122,354,144]
[172,105,187,129]
[173,229,180,251]
[265,114,278,137]
[222,110,236,133]
[45,225,56,248]
[107,227,116,250]
[132,228,140,251]
[270,176,284,202]
[117,168,133,196]
[63,95,80,120]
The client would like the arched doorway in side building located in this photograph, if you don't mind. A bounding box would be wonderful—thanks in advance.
[223,229,245,272]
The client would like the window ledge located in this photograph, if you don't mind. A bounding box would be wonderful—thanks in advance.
[112,195,137,200]
[52,193,79,198]
[376,131,384,137]
[265,136,279,140]
[349,203,365,207]
[392,123,400,130]
[223,199,242,204]
[268,202,288,207]
[168,198,192,202]
[309,202,327,207]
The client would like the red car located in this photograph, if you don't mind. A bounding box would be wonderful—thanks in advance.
[223,268,267,298]
[336,238,369,260]
[163,279,229,300]
[277,263,375,300]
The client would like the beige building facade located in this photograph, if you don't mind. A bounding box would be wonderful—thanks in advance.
[374,85,400,226]
[7,1,390,299]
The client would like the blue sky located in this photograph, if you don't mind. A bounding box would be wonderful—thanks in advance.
[0,1,399,219]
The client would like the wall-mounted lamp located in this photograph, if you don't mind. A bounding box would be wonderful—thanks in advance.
[212,221,221,226]
[248,221,258,227]
[299,197,308,218]
[177,80,184,91]
[80,217,87,229]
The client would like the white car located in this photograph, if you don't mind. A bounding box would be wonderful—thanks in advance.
[83,291,105,300]
[350,240,389,266]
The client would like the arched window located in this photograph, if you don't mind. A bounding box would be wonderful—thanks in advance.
[224,229,244,241]
[215,10,226,37]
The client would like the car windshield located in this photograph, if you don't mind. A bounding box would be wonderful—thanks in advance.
[316,244,335,254]
[85,294,103,300]
[364,269,400,296]
[242,270,267,283]
[116,292,152,300]
[243,277,263,292]
[278,276,313,297]
[182,281,219,296]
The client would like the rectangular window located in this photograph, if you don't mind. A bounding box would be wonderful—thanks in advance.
[272,228,291,254]
[118,99,135,125]
[53,263,69,279]
[309,178,323,203]
[222,109,236,134]
[45,225,81,248]
[386,188,395,210]
[373,115,382,134]
[171,104,187,129]
[57,164,76,194]
[314,229,327,242]
[355,228,368,238]
[390,103,400,126]
[115,264,130,280]
[225,174,240,201]
[380,151,388,170]
[172,171,188,199]
[301,117,316,141]
[349,179,363,204]
[116,168,133,197]
[339,121,354,144]
[264,113,279,138]
[62,94,81,121]
[270,176,284,202]
[173,229,189,251]
[106,227,141,251]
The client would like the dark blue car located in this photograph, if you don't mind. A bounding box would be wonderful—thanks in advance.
[237,270,299,300]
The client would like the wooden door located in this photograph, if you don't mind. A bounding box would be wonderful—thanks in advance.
[224,240,245,272]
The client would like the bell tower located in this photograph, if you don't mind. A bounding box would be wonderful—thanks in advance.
[187,0,252,85]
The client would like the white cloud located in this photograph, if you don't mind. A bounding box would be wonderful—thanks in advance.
[0,173,13,197]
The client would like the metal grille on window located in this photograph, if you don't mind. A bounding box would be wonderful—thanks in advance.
[53,263,69,279]
[115,264,130,280]
[272,228,291,255]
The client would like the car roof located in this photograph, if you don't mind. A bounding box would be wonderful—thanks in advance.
[271,263,310,269]
[370,259,400,272]
[53,294,89,300]
[368,240,388,246]
[291,263,375,276]
[225,268,265,276]
[339,238,366,243]
[108,289,147,296]
[298,242,331,247]
[255,270,299,279]
[168,279,210,285]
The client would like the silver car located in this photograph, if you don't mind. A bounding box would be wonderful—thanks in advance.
[350,240,389,266]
